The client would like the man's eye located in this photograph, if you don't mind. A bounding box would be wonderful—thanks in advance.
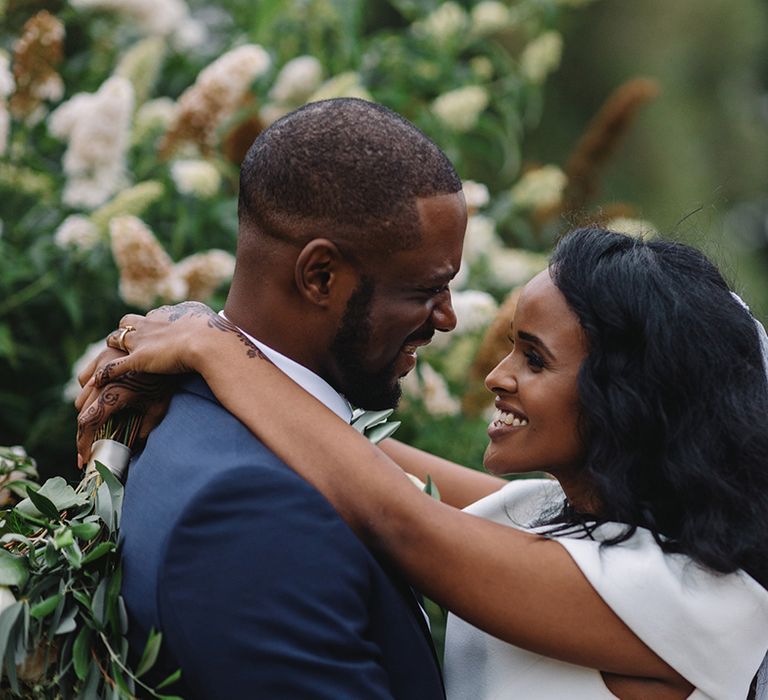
[429,285,449,295]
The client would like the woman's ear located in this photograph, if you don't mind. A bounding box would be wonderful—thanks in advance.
[294,238,358,308]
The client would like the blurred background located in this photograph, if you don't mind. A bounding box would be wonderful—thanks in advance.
[1,0,767,482]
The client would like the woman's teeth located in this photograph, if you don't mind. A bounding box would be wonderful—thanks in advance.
[402,345,417,355]
[492,409,528,427]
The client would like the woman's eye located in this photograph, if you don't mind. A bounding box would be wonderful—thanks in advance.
[524,351,545,371]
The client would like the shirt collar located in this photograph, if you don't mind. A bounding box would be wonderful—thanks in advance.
[219,311,353,423]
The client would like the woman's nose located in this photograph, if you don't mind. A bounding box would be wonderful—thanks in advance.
[485,352,518,394]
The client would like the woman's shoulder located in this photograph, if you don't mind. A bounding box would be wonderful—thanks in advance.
[556,524,768,698]
[463,477,564,528]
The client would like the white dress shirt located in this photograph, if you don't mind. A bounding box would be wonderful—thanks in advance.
[219,311,353,423]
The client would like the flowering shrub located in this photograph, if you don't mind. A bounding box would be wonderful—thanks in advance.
[0,0,642,475]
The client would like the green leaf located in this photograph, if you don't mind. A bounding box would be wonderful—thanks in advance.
[54,526,74,549]
[95,462,124,528]
[55,607,77,635]
[351,409,394,433]
[0,601,22,681]
[365,420,401,444]
[16,477,87,518]
[136,627,163,678]
[95,482,114,530]
[71,521,101,540]
[29,592,62,619]
[81,541,115,565]
[64,540,83,569]
[424,475,441,501]
[92,577,108,627]
[0,549,28,587]
[24,485,60,520]
[156,667,182,689]
[72,626,91,681]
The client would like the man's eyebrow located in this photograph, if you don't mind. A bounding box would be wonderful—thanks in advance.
[517,330,555,360]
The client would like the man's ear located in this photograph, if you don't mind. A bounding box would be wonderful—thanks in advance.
[294,238,357,307]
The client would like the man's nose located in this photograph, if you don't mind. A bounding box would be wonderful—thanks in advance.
[432,290,457,332]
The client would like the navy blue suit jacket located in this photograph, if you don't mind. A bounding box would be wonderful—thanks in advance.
[120,376,445,699]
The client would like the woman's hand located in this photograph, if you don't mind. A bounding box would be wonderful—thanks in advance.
[75,302,231,464]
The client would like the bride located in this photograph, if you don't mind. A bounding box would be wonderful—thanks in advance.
[78,227,768,699]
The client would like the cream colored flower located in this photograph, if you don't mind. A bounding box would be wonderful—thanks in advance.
[510,165,567,210]
[71,0,189,36]
[171,159,221,198]
[402,362,460,417]
[462,180,490,212]
[414,2,467,43]
[110,215,178,308]
[114,37,165,106]
[133,97,177,142]
[270,56,323,106]
[90,181,165,231]
[471,1,511,36]
[173,17,208,51]
[161,44,270,155]
[470,56,494,81]
[520,31,563,84]
[432,85,489,132]
[605,217,658,239]
[175,249,235,300]
[463,214,499,264]
[487,248,548,289]
[63,337,107,401]
[451,289,498,335]
[54,215,101,252]
[49,76,134,209]
[307,72,372,103]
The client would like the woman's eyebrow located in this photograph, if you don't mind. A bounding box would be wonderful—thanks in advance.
[517,329,555,360]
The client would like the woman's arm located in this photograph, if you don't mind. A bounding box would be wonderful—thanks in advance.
[378,439,505,509]
[83,304,689,689]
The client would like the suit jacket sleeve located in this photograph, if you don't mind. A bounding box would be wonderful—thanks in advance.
[156,462,397,700]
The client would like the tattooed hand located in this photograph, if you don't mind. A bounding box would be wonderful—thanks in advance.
[75,302,263,465]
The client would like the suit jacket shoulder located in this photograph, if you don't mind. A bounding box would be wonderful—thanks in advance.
[120,376,444,700]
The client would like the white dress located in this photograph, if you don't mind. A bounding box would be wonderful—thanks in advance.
[443,479,768,700]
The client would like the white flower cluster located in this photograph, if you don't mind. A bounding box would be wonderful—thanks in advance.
[510,165,567,210]
[462,180,490,212]
[62,337,107,401]
[471,1,512,36]
[170,44,270,147]
[171,159,221,198]
[109,215,235,308]
[71,0,187,36]
[414,2,468,43]
[462,209,549,289]
[53,215,101,252]
[49,76,134,209]
[486,248,548,289]
[431,289,498,350]
[269,56,324,106]
[520,31,564,84]
[133,97,177,143]
[0,52,13,156]
[432,85,489,132]
[402,362,461,417]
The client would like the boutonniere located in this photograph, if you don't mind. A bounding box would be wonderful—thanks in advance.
[350,409,440,500]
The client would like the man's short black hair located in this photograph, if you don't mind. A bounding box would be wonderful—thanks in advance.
[238,98,462,254]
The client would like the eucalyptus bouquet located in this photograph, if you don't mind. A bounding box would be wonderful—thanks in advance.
[0,430,178,699]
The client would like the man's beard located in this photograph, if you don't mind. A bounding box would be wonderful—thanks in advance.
[329,276,403,410]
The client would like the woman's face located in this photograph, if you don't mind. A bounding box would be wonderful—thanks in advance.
[483,270,588,480]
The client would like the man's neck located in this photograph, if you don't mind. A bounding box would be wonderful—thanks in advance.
[219,311,352,422]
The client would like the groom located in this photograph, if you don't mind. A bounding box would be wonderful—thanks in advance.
[111,99,467,698]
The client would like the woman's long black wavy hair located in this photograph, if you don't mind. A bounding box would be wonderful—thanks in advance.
[548,227,768,589]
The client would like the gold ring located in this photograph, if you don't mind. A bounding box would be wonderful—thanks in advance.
[115,325,135,352]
